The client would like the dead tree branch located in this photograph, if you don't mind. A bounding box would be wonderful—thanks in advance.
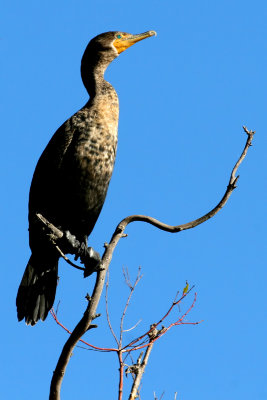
[112,127,254,235]
[48,127,254,399]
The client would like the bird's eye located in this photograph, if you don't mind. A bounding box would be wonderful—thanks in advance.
[116,34,122,39]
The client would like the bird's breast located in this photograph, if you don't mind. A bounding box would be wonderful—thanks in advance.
[63,95,119,211]
[75,98,118,173]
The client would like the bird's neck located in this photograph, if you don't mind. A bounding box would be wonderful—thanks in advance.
[82,52,117,98]
[82,56,119,124]
[84,66,106,97]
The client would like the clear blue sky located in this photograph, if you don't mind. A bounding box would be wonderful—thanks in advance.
[1,1,266,399]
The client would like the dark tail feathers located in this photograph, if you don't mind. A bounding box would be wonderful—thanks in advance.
[16,254,58,326]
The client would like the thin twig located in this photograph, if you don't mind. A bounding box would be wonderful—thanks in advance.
[123,319,142,333]
[55,245,85,271]
[105,272,119,346]
[120,268,142,346]
[123,267,133,289]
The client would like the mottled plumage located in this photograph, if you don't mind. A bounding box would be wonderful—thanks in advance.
[16,30,156,325]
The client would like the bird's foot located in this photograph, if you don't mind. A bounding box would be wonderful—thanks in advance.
[76,244,101,277]
[63,230,81,251]
[61,231,102,277]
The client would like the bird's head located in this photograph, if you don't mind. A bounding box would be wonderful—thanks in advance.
[81,30,156,93]
[85,30,156,58]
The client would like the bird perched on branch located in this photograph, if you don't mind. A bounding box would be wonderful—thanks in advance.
[16,30,156,325]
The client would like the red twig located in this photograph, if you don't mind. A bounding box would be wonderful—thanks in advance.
[50,287,200,354]
[123,293,200,352]
[50,309,117,352]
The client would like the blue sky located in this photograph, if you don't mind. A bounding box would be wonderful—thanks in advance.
[1,1,266,399]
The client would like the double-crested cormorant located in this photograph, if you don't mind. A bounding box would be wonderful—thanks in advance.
[16,31,156,325]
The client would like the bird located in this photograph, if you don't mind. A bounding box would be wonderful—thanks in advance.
[16,30,156,326]
[182,280,189,296]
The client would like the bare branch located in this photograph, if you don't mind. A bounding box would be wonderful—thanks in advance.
[48,128,254,399]
[114,127,255,236]
[49,269,107,399]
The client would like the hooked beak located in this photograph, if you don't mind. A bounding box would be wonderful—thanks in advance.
[113,30,157,54]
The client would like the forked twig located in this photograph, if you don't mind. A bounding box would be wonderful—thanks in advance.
[120,268,142,345]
